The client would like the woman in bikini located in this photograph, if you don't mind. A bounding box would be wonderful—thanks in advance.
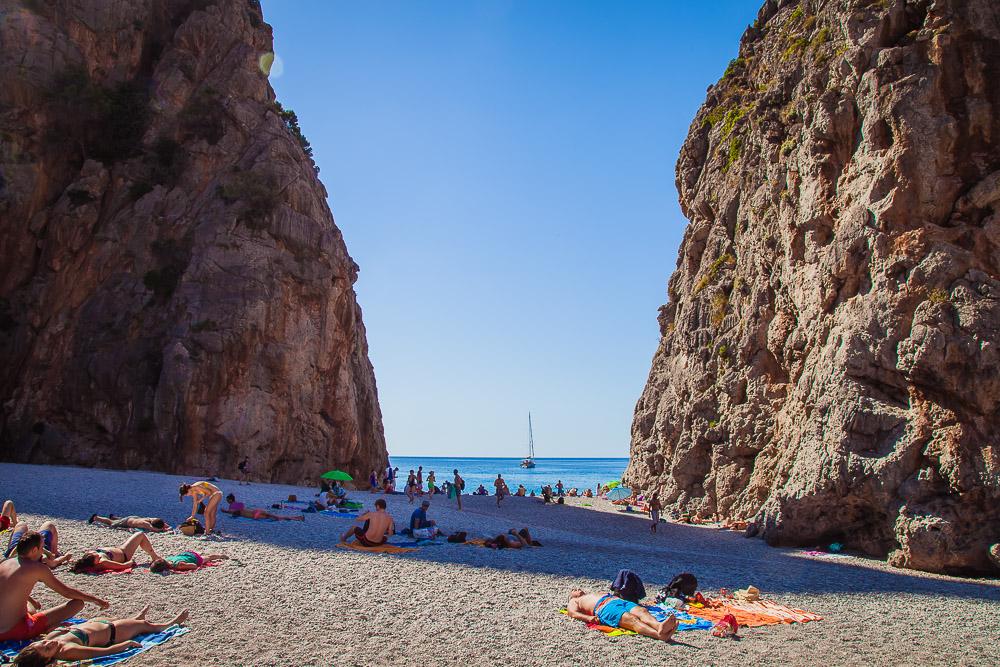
[220,494,304,522]
[11,606,188,666]
[178,480,223,534]
[150,551,228,573]
[483,528,541,550]
[70,533,162,573]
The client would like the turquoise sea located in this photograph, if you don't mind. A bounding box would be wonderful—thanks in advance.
[387,456,629,496]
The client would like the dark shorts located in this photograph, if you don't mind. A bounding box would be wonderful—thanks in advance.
[353,526,385,548]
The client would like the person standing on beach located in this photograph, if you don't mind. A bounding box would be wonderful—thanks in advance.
[369,470,379,493]
[556,480,565,496]
[179,480,223,534]
[416,466,423,496]
[648,493,662,533]
[427,471,436,495]
[494,474,507,507]
[0,532,109,643]
[238,457,251,485]
[405,470,418,504]
[451,469,464,511]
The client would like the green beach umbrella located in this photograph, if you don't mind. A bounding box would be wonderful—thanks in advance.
[606,480,621,489]
[321,470,353,481]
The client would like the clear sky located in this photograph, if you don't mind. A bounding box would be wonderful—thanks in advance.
[260,0,760,458]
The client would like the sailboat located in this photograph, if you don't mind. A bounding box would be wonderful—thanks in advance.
[520,413,536,468]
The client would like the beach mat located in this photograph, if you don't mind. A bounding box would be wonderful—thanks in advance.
[79,566,136,575]
[336,541,417,554]
[319,510,359,519]
[687,599,823,627]
[2,618,85,662]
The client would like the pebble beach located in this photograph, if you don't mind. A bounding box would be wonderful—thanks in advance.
[2,463,998,666]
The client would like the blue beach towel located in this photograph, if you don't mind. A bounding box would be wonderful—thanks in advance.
[319,509,359,519]
[646,605,714,631]
[1,620,188,665]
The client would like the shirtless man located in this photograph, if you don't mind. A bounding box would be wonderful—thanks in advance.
[494,474,507,507]
[565,589,677,641]
[88,514,170,532]
[340,499,394,547]
[0,531,109,643]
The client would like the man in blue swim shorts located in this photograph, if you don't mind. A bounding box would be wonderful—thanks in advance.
[565,589,678,641]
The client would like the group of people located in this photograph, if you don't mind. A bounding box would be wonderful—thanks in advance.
[371,466,467,511]
[0,498,214,665]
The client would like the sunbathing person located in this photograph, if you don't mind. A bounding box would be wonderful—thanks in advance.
[566,589,677,641]
[221,494,304,521]
[70,533,161,573]
[88,515,169,532]
[150,551,228,573]
[340,498,394,547]
[178,480,223,534]
[12,605,188,666]
[4,516,71,569]
[483,528,541,549]
[1,499,16,532]
[0,531,108,644]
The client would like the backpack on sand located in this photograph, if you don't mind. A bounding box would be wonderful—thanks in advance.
[611,569,646,603]
[656,572,698,603]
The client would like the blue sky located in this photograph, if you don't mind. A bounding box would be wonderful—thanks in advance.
[260,1,759,457]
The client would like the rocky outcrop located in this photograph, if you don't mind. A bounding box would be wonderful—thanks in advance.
[626,0,1000,575]
[0,0,387,484]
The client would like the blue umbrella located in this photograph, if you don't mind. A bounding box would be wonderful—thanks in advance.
[606,486,631,501]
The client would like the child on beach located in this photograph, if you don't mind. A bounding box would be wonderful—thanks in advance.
[11,605,188,665]
[150,551,228,573]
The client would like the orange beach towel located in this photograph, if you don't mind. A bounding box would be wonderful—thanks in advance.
[337,541,417,554]
[688,599,823,627]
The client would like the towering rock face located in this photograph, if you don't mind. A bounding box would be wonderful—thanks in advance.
[626,0,1000,574]
[0,0,388,484]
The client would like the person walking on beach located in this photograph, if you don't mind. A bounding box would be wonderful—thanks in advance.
[416,466,424,496]
[406,470,418,504]
[427,471,436,495]
[340,499,394,547]
[179,480,223,534]
[494,474,507,507]
[238,457,251,485]
[648,493,662,533]
[451,469,464,511]
[0,531,109,643]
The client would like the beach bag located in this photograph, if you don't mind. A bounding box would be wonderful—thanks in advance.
[658,572,698,601]
[179,518,204,536]
[610,569,646,603]
[413,527,436,539]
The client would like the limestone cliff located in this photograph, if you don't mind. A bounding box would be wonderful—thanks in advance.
[0,0,388,484]
[626,0,1000,574]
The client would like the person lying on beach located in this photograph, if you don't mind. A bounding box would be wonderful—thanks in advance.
[179,481,223,534]
[222,495,304,521]
[11,605,188,666]
[340,499,394,547]
[0,531,109,643]
[2,499,17,532]
[150,551,228,573]
[70,533,162,573]
[483,528,541,549]
[88,515,169,532]
[565,589,677,641]
[4,515,71,569]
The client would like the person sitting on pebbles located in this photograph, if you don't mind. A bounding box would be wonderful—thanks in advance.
[11,605,188,666]
[88,515,170,532]
[483,528,541,549]
[221,494,304,522]
[70,533,161,573]
[565,589,677,641]
[340,498,394,547]
[150,551,228,573]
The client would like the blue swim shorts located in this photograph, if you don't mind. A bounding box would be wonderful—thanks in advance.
[595,597,639,628]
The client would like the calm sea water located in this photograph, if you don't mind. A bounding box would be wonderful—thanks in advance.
[387,457,629,495]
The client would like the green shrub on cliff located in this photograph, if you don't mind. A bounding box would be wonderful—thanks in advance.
[218,170,281,230]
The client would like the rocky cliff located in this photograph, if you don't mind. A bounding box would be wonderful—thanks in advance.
[626,0,1000,575]
[0,0,388,484]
